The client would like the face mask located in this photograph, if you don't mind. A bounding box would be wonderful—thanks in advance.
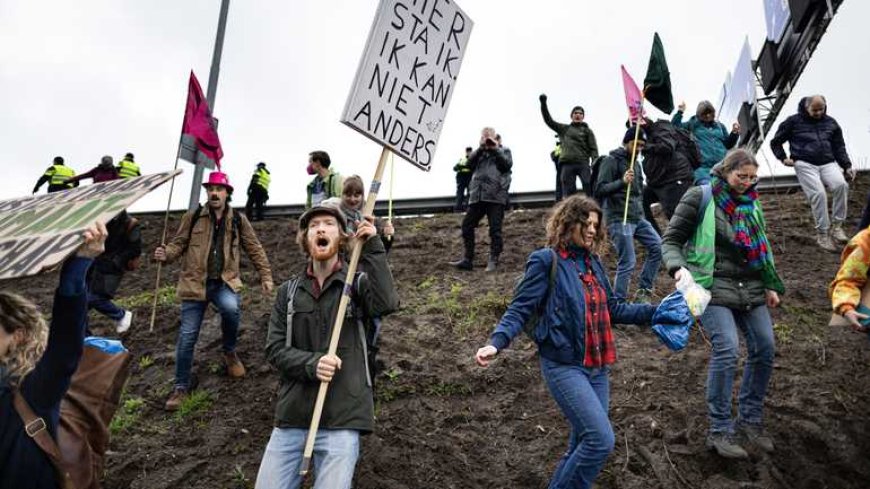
[306,163,316,175]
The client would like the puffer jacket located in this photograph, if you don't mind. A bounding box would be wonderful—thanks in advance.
[769,97,852,169]
[264,236,399,433]
[661,186,783,310]
[490,247,655,365]
[88,212,141,298]
[671,111,737,168]
[467,146,512,205]
[540,100,599,164]
[163,205,273,301]
[594,147,644,224]
[642,120,697,186]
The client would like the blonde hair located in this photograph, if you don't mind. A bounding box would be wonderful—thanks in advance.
[0,291,48,386]
[545,195,606,254]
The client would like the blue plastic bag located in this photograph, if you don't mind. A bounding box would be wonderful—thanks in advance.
[83,336,128,354]
[651,290,693,351]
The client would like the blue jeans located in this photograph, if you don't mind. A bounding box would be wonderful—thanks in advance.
[88,292,126,321]
[540,357,614,489]
[174,279,240,389]
[607,219,662,301]
[700,304,775,433]
[255,428,360,489]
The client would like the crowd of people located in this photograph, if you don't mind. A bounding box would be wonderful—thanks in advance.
[2,89,867,489]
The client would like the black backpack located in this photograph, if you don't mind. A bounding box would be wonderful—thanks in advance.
[587,155,608,198]
[514,248,559,340]
[674,126,702,169]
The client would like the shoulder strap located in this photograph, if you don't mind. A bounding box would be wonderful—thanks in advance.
[284,277,301,348]
[699,184,713,212]
[184,205,204,250]
[12,391,77,489]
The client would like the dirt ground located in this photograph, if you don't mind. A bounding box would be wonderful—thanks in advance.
[7,176,870,489]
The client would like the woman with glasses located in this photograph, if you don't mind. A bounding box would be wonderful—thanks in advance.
[661,149,785,459]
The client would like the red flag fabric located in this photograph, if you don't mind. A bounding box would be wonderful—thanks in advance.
[621,65,645,124]
[182,71,223,169]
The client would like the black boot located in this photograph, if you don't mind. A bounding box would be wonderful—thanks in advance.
[449,257,473,270]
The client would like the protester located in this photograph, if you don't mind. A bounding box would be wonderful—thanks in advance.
[246,162,271,222]
[829,226,870,333]
[449,127,513,272]
[32,156,78,194]
[453,147,473,212]
[153,171,273,411]
[87,211,142,334]
[662,149,785,459]
[0,221,107,489]
[594,126,662,303]
[770,95,854,251]
[641,118,700,234]
[66,155,119,185]
[672,100,739,185]
[550,136,563,202]
[333,175,394,253]
[117,152,141,179]
[255,202,399,489]
[539,94,599,197]
[305,150,344,209]
[475,195,656,489]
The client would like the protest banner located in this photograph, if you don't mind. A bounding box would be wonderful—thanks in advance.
[341,0,474,171]
[0,170,180,280]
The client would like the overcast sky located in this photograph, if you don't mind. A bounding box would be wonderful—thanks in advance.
[1,0,867,213]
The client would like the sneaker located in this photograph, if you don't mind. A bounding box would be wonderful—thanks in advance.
[705,432,749,459]
[816,233,839,252]
[116,310,133,334]
[164,388,188,411]
[633,288,653,304]
[223,351,246,378]
[485,259,498,273]
[736,423,775,453]
[830,224,849,243]
[449,258,473,271]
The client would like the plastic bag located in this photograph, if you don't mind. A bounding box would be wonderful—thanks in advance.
[651,290,693,351]
[83,336,128,354]
[674,267,711,317]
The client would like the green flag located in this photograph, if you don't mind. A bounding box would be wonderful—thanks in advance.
[643,33,674,114]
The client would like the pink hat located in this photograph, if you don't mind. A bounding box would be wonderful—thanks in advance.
[203,171,234,193]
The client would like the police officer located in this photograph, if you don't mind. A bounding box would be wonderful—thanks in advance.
[453,147,473,212]
[246,161,271,221]
[33,156,77,193]
[117,152,141,179]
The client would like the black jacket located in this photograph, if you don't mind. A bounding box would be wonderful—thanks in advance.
[594,147,644,224]
[770,97,852,169]
[87,212,142,298]
[642,120,697,186]
[467,146,512,205]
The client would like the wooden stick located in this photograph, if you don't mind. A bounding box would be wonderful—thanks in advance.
[622,91,647,225]
[149,142,184,332]
[299,146,391,475]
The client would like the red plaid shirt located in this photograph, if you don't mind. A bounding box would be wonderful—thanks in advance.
[560,249,616,367]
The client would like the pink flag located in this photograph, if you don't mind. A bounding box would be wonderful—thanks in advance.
[621,65,645,124]
[183,71,223,169]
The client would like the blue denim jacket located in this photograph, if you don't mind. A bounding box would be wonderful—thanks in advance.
[491,248,656,365]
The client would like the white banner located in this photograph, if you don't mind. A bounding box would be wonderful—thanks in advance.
[341,0,474,171]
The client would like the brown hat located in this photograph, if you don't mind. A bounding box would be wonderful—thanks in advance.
[299,200,347,230]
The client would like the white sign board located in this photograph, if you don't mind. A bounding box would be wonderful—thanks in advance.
[0,170,180,280]
[341,0,473,171]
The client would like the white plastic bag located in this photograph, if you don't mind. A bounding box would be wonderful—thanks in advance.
[675,267,711,317]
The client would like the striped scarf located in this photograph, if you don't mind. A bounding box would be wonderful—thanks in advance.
[710,176,772,271]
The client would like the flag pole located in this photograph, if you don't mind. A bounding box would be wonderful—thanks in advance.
[622,89,647,225]
[149,138,184,333]
[300,145,391,476]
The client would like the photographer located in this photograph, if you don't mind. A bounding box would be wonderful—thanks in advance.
[449,127,513,272]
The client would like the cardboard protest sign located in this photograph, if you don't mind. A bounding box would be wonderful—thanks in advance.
[0,170,180,280]
[341,0,473,171]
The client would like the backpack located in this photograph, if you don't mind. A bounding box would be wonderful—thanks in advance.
[515,248,559,339]
[185,205,241,251]
[124,217,141,271]
[674,126,702,169]
[587,155,608,198]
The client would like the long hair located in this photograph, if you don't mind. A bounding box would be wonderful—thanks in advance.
[0,291,48,386]
[711,148,759,179]
[545,195,606,254]
[342,175,365,198]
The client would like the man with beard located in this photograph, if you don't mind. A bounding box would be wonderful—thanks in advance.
[255,202,399,489]
[153,171,273,411]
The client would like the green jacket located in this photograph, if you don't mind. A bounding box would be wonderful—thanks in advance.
[540,101,598,164]
[305,169,343,209]
[265,236,399,432]
[594,148,644,224]
[661,186,784,310]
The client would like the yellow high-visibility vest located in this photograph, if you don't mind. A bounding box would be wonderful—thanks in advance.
[118,159,140,178]
[254,168,271,190]
[48,164,75,187]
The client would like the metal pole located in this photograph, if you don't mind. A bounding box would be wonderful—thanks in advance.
[189,0,231,210]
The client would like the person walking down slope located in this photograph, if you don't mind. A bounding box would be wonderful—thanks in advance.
[87,211,142,334]
[246,162,271,222]
[672,100,739,185]
[539,94,599,197]
[32,156,78,194]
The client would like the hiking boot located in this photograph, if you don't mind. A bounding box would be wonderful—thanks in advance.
[816,233,839,252]
[485,258,498,272]
[164,388,188,411]
[116,310,133,334]
[449,258,473,271]
[736,423,775,453]
[705,432,748,459]
[223,351,246,378]
[830,224,849,244]
[633,288,653,304]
